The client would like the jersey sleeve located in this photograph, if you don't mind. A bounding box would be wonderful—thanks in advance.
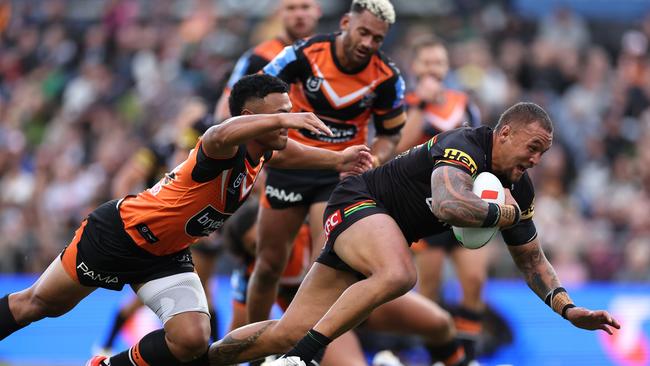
[372,71,406,135]
[427,129,485,178]
[191,140,242,183]
[501,172,538,245]
[262,41,306,83]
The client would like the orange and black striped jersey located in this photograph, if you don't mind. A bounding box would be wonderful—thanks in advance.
[264,33,406,150]
[225,38,288,91]
[119,139,272,256]
[405,89,481,144]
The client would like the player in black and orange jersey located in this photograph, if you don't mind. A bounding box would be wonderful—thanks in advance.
[98,98,224,355]
[248,0,407,329]
[0,74,372,366]
[207,102,620,366]
[214,0,321,122]
[395,35,485,363]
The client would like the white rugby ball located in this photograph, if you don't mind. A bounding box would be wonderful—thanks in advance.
[452,172,505,249]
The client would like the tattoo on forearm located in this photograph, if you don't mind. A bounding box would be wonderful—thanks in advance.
[209,322,273,365]
[430,166,488,227]
[509,243,561,300]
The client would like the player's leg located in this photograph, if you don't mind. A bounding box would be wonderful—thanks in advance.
[271,214,416,365]
[414,245,446,302]
[320,331,367,366]
[106,272,212,366]
[1,254,96,340]
[208,262,357,364]
[450,246,490,362]
[192,241,221,341]
[366,292,467,366]
[248,202,308,322]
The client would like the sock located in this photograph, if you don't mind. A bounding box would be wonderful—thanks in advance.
[426,339,467,366]
[109,329,183,366]
[454,306,483,361]
[208,306,219,342]
[285,329,331,363]
[0,295,25,340]
[102,311,129,349]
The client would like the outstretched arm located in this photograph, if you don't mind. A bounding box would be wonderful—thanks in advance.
[508,238,620,334]
[202,112,333,159]
[429,166,519,228]
[268,140,372,174]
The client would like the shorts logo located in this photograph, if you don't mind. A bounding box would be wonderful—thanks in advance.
[306,76,323,92]
[343,200,377,217]
[442,148,477,176]
[266,186,303,203]
[324,210,342,238]
[77,262,119,285]
[186,205,229,237]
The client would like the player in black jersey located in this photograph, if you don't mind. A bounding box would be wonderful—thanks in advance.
[207,102,620,366]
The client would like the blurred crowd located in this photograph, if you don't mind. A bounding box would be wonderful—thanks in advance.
[0,0,648,283]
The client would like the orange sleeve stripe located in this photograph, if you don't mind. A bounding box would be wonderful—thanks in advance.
[381,112,407,129]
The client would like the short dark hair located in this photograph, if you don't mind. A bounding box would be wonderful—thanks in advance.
[228,74,289,117]
[495,102,554,133]
[411,34,446,58]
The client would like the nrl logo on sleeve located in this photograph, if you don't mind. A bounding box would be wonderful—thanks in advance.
[306,76,323,92]
[443,148,477,175]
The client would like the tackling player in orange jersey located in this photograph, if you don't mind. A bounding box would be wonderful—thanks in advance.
[0,74,372,366]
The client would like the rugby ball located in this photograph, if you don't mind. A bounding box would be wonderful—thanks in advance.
[452,172,505,249]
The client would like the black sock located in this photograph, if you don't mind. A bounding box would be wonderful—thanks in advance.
[454,306,483,361]
[285,329,331,363]
[208,306,219,342]
[109,329,183,366]
[102,311,129,349]
[426,339,467,366]
[0,295,25,340]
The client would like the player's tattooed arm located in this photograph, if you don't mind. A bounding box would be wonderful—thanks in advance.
[430,165,489,227]
[208,321,273,365]
[507,237,561,300]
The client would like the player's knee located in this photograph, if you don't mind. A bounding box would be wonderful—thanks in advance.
[254,258,286,283]
[167,319,211,360]
[377,268,417,299]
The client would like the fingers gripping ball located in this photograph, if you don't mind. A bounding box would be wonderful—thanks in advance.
[452,172,505,249]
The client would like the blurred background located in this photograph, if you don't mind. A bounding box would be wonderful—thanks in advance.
[0,0,649,365]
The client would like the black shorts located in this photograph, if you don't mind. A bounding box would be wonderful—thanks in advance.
[60,199,195,291]
[419,230,460,251]
[263,168,339,209]
[315,176,388,278]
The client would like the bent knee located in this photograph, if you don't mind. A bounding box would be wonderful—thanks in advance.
[167,320,211,360]
[16,291,68,320]
[377,268,417,299]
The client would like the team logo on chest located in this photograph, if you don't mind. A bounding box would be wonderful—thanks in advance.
[306,76,323,92]
[186,205,229,237]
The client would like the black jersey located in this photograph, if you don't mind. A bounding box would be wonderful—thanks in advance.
[362,126,537,244]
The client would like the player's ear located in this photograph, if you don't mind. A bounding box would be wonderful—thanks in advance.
[241,108,253,116]
[340,13,350,32]
[497,124,511,142]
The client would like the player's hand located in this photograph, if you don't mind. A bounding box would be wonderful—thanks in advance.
[337,145,373,178]
[565,307,621,335]
[278,112,334,137]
